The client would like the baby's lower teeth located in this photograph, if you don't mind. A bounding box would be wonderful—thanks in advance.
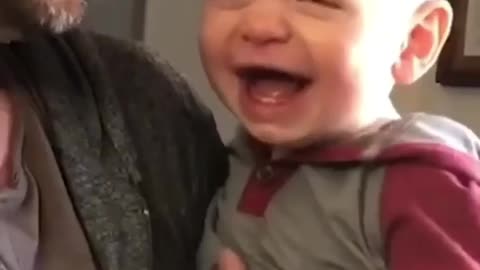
[248,79,299,102]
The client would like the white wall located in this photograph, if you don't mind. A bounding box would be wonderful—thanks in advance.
[144,0,480,141]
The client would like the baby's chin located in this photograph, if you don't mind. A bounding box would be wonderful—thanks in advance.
[245,123,312,150]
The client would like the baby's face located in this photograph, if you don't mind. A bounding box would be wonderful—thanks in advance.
[200,0,412,147]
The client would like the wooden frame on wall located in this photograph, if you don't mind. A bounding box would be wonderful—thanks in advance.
[436,0,480,87]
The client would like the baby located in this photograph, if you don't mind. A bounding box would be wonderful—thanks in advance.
[198,0,480,269]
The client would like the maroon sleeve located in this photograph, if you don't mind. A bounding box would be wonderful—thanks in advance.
[381,163,480,270]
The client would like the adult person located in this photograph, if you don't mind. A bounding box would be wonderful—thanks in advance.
[0,0,228,269]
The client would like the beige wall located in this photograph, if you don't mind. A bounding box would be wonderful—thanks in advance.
[84,0,143,40]
[144,0,480,141]
[393,67,480,134]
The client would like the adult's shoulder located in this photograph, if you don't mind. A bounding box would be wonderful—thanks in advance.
[65,30,224,131]
[62,29,228,183]
[84,31,207,114]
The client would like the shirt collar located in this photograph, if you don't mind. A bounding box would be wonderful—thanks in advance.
[229,119,395,164]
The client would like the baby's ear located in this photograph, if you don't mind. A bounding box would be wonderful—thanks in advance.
[393,0,453,85]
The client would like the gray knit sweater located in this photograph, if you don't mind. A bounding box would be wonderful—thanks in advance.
[5,29,228,270]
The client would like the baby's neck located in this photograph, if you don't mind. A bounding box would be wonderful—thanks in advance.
[271,102,400,159]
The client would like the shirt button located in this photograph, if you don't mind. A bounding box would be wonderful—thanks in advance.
[142,208,150,217]
[256,165,274,181]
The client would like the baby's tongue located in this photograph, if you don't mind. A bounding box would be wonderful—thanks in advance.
[248,78,300,103]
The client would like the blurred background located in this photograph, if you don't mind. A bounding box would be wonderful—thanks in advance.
[85,0,480,142]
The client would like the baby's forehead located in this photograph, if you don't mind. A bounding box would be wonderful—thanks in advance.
[369,0,424,9]
[353,0,413,13]
[367,0,424,18]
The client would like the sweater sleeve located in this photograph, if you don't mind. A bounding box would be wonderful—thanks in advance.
[88,31,229,269]
[381,163,480,270]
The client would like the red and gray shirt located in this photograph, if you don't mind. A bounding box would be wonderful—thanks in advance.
[198,113,480,270]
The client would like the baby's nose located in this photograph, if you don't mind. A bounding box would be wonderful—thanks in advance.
[239,2,292,45]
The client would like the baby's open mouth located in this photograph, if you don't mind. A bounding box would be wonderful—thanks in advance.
[235,66,311,104]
